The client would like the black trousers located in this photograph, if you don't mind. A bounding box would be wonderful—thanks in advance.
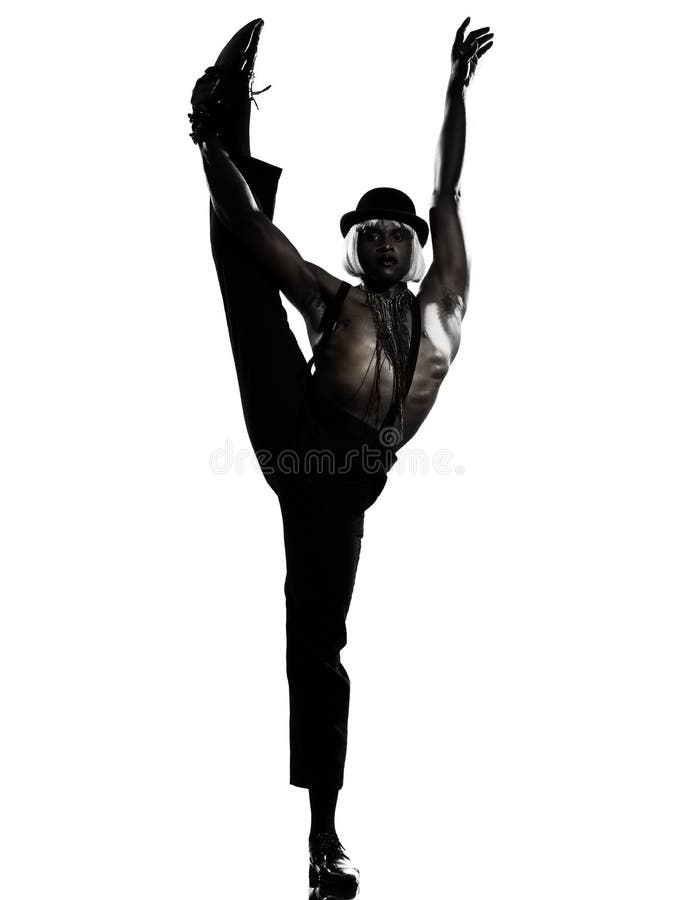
[209,154,397,789]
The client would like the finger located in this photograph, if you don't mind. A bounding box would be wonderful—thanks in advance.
[456,16,470,37]
[464,32,493,57]
[465,32,493,50]
[475,40,493,58]
[465,26,491,42]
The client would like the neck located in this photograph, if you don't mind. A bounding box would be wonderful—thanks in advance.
[361,279,409,299]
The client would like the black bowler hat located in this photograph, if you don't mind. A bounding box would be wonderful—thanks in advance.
[340,187,429,247]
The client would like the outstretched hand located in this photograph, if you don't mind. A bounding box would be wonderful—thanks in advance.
[451,16,494,90]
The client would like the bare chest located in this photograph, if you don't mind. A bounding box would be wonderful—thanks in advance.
[306,288,453,436]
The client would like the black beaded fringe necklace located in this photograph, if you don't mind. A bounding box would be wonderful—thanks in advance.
[359,283,415,432]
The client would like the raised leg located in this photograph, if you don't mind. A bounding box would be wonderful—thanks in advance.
[189,21,320,465]
[207,154,310,461]
[190,19,319,316]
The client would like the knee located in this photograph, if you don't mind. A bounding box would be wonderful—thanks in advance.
[286,616,347,662]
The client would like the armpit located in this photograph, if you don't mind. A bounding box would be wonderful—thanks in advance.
[306,294,329,336]
[440,288,466,320]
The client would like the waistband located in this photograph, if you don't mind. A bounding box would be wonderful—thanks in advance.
[306,385,399,473]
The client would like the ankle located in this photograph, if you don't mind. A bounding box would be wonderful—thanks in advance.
[310,825,337,840]
[220,132,250,158]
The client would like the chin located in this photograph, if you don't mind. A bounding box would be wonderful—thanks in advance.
[368,268,400,282]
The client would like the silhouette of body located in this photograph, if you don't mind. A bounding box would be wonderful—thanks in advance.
[189,12,493,869]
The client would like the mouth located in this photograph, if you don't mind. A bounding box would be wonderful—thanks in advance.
[377,256,397,268]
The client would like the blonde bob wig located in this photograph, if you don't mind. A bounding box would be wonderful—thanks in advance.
[341,218,426,283]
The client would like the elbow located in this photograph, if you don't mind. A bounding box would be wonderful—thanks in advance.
[236,208,267,239]
[209,199,264,238]
[432,187,461,206]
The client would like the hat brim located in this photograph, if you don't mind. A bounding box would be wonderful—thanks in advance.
[340,208,429,247]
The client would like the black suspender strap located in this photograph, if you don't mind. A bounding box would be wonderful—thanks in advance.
[306,280,351,374]
[405,295,422,397]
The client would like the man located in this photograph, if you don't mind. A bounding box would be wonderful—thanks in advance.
[188,16,493,896]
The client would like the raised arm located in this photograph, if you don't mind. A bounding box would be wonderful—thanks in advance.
[427,17,494,319]
[199,137,320,314]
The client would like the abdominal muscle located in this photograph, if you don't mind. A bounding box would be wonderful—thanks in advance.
[308,288,451,447]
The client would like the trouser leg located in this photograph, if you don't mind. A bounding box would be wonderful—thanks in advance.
[208,154,309,464]
[280,499,365,789]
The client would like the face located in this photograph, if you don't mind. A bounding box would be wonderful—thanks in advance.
[356,221,414,289]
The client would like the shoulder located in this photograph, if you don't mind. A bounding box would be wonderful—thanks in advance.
[305,262,344,300]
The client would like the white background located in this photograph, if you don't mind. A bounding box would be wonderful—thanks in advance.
[2,1,672,898]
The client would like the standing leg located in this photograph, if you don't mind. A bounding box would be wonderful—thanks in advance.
[280,500,365,793]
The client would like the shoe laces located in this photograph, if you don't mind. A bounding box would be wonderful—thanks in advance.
[249,72,271,110]
[200,62,271,110]
[311,831,346,858]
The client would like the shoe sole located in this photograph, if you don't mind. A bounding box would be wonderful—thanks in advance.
[309,863,359,899]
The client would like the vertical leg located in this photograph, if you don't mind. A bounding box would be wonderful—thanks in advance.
[280,500,365,789]
[208,154,309,460]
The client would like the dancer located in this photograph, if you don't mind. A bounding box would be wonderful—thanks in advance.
[188,16,493,897]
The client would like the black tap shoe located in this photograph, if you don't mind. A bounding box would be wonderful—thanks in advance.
[188,18,271,144]
[308,889,357,900]
[213,17,264,73]
[308,832,360,898]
